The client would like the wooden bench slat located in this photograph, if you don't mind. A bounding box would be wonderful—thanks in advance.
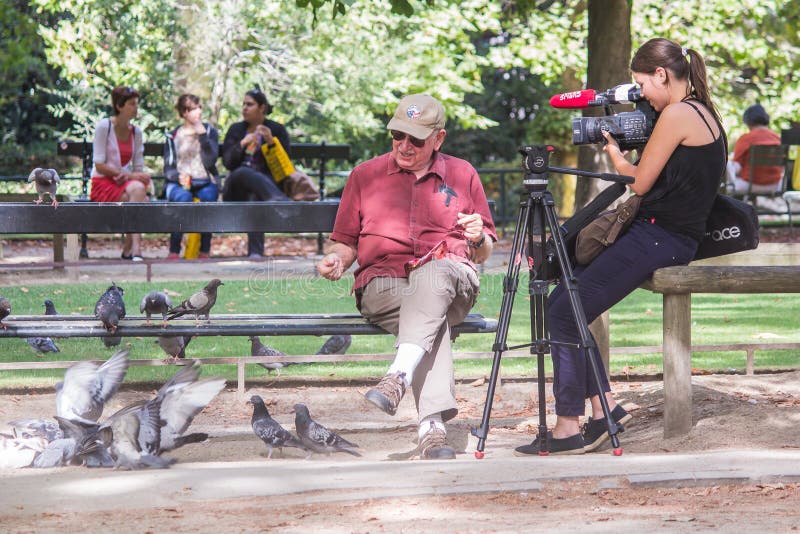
[0,314,498,338]
[644,265,800,294]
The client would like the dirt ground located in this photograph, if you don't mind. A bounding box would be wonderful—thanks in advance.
[1,370,799,531]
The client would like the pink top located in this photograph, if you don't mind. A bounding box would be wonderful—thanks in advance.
[331,152,496,290]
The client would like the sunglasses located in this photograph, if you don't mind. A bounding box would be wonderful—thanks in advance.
[390,130,429,148]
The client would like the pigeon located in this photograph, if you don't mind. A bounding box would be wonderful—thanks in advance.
[7,418,63,442]
[157,335,192,362]
[248,336,294,375]
[55,349,130,424]
[28,168,60,207]
[155,370,225,453]
[27,299,62,354]
[0,432,45,468]
[0,296,10,329]
[166,279,223,324]
[32,417,112,468]
[293,403,360,458]
[102,336,122,348]
[27,336,60,356]
[248,395,306,459]
[102,398,175,470]
[95,282,126,334]
[140,290,172,326]
[44,299,58,316]
[316,334,352,355]
[101,364,224,468]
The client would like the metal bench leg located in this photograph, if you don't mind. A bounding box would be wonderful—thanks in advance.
[662,293,693,438]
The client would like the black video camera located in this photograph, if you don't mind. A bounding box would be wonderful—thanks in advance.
[570,84,657,151]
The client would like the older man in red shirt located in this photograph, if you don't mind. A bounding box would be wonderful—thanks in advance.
[317,94,496,460]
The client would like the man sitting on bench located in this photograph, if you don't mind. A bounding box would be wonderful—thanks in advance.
[317,94,496,460]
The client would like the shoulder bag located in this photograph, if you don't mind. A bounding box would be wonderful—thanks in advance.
[575,194,642,265]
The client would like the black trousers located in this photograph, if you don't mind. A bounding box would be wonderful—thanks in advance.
[222,166,289,256]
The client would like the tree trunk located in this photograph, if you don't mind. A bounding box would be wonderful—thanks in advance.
[574,1,632,211]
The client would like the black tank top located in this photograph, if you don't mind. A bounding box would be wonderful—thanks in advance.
[638,100,726,242]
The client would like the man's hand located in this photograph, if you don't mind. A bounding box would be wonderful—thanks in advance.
[457,212,483,243]
[317,253,344,281]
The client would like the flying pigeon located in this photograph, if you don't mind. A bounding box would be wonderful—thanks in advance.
[248,395,306,459]
[102,397,175,470]
[248,336,294,375]
[316,334,352,355]
[27,337,60,356]
[32,417,112,468]
[28,167,60,207]
[140,290,172,326]
[56,349,130,424]
[155,370,225,453]
[166,279,223,324]
[293,403,360,458]
[95,282,126,334]
[0,296,10,329]
[157,335,192,363]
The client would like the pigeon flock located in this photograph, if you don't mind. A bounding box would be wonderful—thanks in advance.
[1,351,225,469]
[0,278,361,466]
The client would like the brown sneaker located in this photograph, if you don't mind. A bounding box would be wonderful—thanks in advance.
[364,371,406,415]
[418,422,456,460]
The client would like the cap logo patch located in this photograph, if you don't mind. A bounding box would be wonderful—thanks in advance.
[406,105,422,119]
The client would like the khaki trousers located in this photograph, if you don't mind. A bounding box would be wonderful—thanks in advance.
[358,259,479,422]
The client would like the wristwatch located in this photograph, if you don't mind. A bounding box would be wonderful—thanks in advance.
[467,233,485,249]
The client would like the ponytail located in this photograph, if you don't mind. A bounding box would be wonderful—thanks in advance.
[685,48,722,128]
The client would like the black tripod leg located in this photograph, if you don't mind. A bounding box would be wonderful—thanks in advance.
[529,202,550,454]
[471,197,531,458]
[542,197,622,454]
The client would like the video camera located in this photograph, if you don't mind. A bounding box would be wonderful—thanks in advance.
[550,84,657,151]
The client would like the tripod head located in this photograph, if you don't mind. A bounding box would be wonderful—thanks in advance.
[518,144,636,191]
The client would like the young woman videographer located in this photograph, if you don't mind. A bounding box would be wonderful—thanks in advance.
[515,37,726,456]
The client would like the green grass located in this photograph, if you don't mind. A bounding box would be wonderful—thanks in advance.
[1,274,798,388]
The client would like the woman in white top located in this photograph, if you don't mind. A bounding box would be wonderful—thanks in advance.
[91,86,152,261]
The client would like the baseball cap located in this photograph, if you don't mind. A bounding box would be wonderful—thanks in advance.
[386,94,446,139]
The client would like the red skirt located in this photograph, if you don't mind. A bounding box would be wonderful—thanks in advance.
[90,176,128,202]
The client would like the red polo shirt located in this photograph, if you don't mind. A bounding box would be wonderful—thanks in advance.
[331,152,497,291]
[732,128,782,185]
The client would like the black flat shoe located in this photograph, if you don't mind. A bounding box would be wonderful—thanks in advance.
[121,253,133,260]
[514,431,585,456]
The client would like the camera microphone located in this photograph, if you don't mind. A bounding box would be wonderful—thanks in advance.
[550,84,643,109]
[549,89,597,109]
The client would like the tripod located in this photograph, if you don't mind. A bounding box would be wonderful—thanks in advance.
[471,145,633,458]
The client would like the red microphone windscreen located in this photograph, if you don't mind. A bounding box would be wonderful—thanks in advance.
[549,89,597,109]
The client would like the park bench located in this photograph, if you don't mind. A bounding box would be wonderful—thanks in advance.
[641,264,800,438]
[0,200,498,393]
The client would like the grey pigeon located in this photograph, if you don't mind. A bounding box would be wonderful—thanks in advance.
[166,279,223,323]
[293,403,361,458]
[95,282,126,334]
[102,336,122,348]
[32,417,111,468]
[27,336,60,355]
[102,398,175,470]
[101,364,223,468]
[248,336,294,375]
[0,432,45,468]
[28,167,60,207]
[56,349,130,424]
[248,395,306,459]
[7,418,63,442]
[155,371,225,453]
[157,335,192,363]
[140,290,172,326]
[28,299,61,354]
[316,334,352,355]
[0,296,10,329]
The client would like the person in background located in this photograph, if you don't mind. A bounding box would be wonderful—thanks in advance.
[726,103,783,193]
[317,94,496,460]
[90,86,152,261]
[163,94,220,259]
[220,88,290,258]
